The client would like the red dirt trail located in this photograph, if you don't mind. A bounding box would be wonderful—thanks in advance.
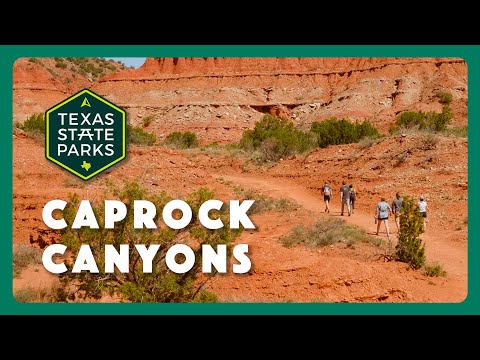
[210,173,467,302]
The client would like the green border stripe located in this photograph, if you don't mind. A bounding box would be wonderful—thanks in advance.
[1,46,474,315]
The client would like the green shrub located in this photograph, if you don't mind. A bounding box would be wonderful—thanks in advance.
[393,111,426,130]
[435,91,453,105]
[18,113,45,134]
[395,196,426,269]
[55,62,67,69]
[165,131,198,149]
[28,58,42,65]
[424,262,447,277]
[310,118,381,148]
[429,106,452,131]
[142,115,154,128]
[47,68,58,77]
[13,244,43,277]
[239,115,313,162]
[280,218,381,248]
[390,105,452,134]
[127,125,156,145]
[55,182,239,302]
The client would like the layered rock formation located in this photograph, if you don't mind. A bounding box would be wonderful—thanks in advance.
[92,57,467,143]
[14,57,467,144]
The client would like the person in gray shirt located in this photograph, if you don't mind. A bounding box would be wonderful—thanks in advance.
[340,181,351,216]
[391,192,403,232]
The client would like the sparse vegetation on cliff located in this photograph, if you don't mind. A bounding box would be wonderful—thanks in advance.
[240,115,382,163]
[28,58,42,66]
[54,58,67,69]
[310,118,381,148]
[164,131,198,149]
[239,115,313,163]
[28,57,128,81]
[142,115,154,128]
[435,91,453,105]
[16,113,45,135]
[127,125,156,145]
[390,91,455,134]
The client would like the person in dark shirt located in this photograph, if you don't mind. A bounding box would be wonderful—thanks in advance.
[391,192,403,232]
[349,185,356,214]
[340,181,351,216]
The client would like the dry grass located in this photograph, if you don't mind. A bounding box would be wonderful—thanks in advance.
[233,186,298,214]
[358,136,381,149]
[280,218,382,248]
[423,262,447,277]
[14,285,62,303]
[13,244,42,278]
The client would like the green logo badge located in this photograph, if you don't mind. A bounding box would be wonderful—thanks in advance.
[45,89,126,180]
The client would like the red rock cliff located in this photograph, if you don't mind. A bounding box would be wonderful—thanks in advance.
[92,57,467,144]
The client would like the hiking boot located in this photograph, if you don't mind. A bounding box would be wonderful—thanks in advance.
[348,213,351,216]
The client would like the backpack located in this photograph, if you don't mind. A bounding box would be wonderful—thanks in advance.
[378,203,388,213]
[349,188,356,200]
[323,186,331,196]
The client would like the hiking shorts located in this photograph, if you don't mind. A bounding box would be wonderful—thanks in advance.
[378,216,388,221]
[324,195,331,202]
[421,212,427,218]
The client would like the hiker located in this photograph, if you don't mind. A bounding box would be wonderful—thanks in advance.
[340,181,351,216]
[349,185,356,214]
[391,192,403,232]
[321,181,333,213]
[375,196,392,240]
[417,195,428,231]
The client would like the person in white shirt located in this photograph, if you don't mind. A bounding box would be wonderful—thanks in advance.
[417,195,428,231]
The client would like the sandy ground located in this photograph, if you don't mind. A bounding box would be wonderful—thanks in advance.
[12,133,467,303]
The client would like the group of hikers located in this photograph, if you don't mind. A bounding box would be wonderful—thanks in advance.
[320,181,428,240]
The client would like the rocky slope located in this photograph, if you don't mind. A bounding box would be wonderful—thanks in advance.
[13,57,129,124]
[91,57,467,143]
